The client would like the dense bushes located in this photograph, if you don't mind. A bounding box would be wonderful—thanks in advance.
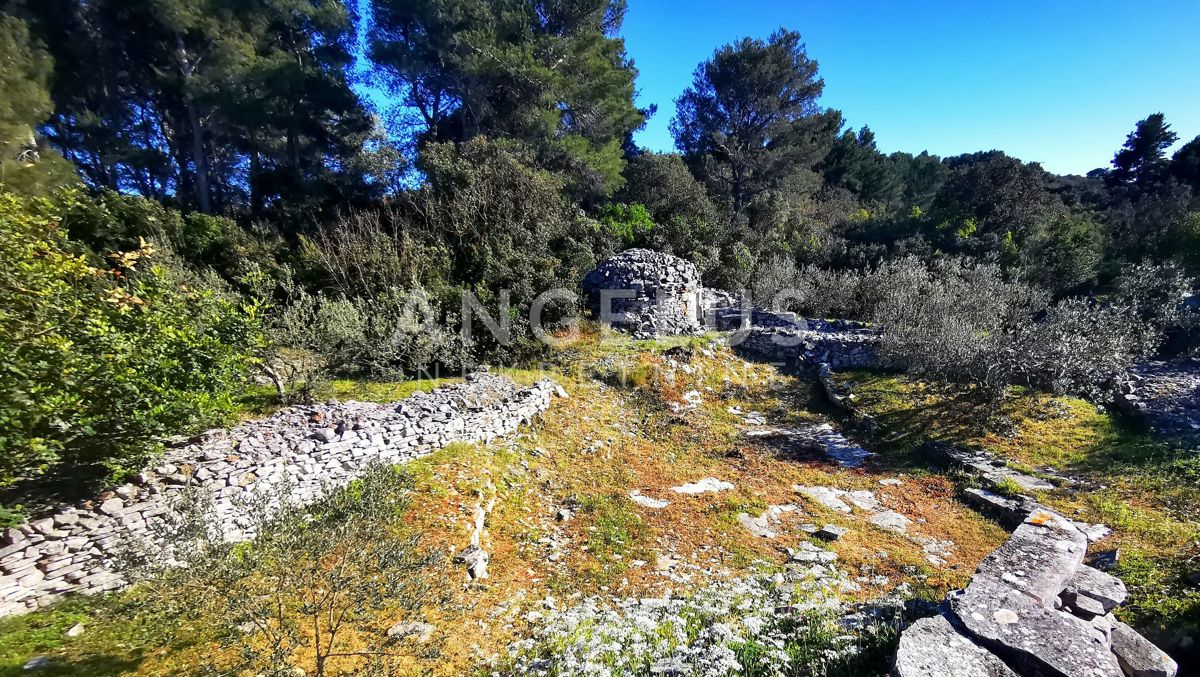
[749,253,1173,400]
[0,193,262,490]
[273,288,464,380]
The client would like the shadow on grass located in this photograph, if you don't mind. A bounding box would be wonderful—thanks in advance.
[0,654,144,677]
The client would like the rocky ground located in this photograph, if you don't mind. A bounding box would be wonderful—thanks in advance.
[1119,358,1200,444]
[0,331,1190,676]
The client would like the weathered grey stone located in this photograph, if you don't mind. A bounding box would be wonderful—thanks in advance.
[1,374,555,616]
[97,499,124,517]
[894,613,1018,677]
[385,620,435,643]
[950,574,1124,677]
[1064,564,1127,614]
[1061,591,1107,620]
[974,510,1087,606]
[1110,620,1178,677]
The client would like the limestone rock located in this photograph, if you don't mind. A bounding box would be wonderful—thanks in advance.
[894,613,1017,677]
[670,477,733,495]
[1110,620,1178,677]
[628,490,670,509]
[737,512,777,539]
[950,574,1124,677]
[1064,564,1127,614]
[974,511,1087,606]
[386,620,435,643]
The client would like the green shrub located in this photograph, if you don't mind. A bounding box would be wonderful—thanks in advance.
[273,287,464,380]
[0,192,263,490]
[62,189,286,295]
[599,202,655,247]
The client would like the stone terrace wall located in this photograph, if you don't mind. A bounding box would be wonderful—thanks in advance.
[895,509,1178,677]
[0,373,558,617]
[713,308,881,369]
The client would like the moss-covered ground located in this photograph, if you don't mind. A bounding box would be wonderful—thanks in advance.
[838,370,1200,657]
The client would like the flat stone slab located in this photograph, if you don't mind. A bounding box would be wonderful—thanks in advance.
[736,505,796,539]
[870,510,911,534]
[670,477,734,495]
[932,442,1055,492]
[894,613,1018,677]
[1110,619,1179,677]
[746,423,873,468]
[1064,565,1127,614]
[950,574,1124,677]
[790,540,838,563]
[737,512,777,539]
[794,485,853,513]
[975,511,1087,606]
[628,491,670,509]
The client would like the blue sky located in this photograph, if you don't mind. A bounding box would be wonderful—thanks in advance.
[621,0,1200,175]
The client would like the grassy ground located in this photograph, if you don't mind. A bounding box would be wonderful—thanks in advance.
[838,370,1200,656]
[235,377,462,418]
[0,336,1012,676]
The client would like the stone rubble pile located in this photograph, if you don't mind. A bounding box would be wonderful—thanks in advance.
[582,249,882,369]
[582,248,704,338]
[0,373,557,617]
[895,509,1178,677]
[1116,358,1200,442]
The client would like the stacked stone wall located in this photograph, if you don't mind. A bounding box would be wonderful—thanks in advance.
[0,373,557,616]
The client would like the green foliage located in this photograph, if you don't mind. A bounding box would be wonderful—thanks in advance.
[1109,113,1179,188]
[0,14,77,197]
[410,138,602,355]
[1171,136,1200,191]
[672,29,841,214]
[0,192,262,489]
[62,190,285,294]
[14,0,382,221]
[274,287,464,380]
[618,152,725,276]
[1021,214,1103,293]
[599,202,655,247]
[370,0,644,199]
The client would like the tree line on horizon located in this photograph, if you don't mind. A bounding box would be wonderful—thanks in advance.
[2,0,1199,495]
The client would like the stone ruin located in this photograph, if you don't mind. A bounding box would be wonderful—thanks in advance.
[582,249,881,368]
[0,373,558,617]
[582,248,703,338]
[895,508,1178,677]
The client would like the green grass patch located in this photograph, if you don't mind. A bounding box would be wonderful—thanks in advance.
[236,377,460,418]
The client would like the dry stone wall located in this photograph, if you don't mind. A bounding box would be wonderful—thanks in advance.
[723,311,880,369]
[583,248,703,338]
[582,249,881,367]
[0,373,557,617]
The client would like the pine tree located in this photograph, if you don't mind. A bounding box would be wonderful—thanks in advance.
[671,29,841,214]
[1109,113,1179,188]
[369,0,644,198]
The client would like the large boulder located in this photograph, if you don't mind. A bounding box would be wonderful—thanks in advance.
[894,613,1018,677]
[974,510,1087,606]
[950,574,1124,677]
[582,249,702,338]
